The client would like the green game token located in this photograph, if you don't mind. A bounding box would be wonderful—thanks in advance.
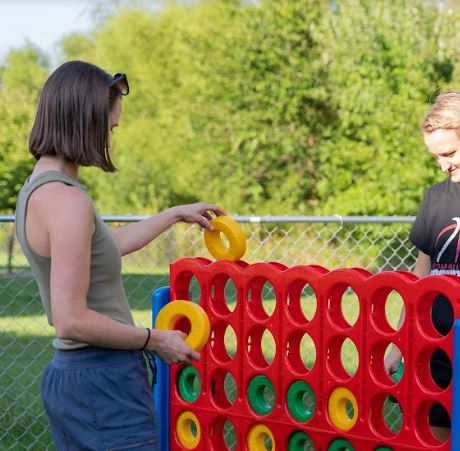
[177,365,201,403]
[328,438,355,451]
[287,381,316,422]
[288,431,314,450]
[247,375,275,415]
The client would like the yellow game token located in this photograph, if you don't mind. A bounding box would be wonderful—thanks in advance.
[327,387,358,431]
[176,411,201,449]
[155,300,210,352]
[247,424,275,451]
[204,216,246,261]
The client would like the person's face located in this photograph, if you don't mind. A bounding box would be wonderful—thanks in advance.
[108,97,122,148]
[424,128,460,183]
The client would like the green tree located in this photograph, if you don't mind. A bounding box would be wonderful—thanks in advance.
[0,45,49,212]
[12,0,460,217]
[0,45,49,272]
[184,0,331,214]
[0,43,49,92]
[315,0,460,215]
[59,0,330,214]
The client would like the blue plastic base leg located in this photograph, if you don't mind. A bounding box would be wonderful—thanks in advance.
[152,286,171,451]
[452,319,460,450]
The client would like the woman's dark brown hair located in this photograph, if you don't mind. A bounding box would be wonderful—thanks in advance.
[29,60,126,172]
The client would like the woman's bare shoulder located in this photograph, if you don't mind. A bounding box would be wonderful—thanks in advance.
[29,182,93,223]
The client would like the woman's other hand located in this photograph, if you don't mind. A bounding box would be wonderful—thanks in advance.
[384,347,403,375]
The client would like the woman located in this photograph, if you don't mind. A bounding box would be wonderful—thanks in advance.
[385,91,460,443]
[15,60,225,450]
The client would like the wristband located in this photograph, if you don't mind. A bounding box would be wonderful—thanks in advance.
[140,328,151,351]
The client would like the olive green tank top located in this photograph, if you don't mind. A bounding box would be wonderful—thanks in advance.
[15,171,134,350]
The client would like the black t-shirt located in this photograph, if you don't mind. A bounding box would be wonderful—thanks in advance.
[410,178,455,387]
[410,178,460,273]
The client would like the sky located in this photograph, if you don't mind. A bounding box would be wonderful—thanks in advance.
[0,0,95,64]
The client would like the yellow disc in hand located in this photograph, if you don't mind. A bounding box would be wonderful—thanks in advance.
[155,300,210,352]
[204,216,246,261]
[247,424,275,451]
[176,411,201,449]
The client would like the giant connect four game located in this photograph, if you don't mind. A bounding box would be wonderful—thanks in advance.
[153,216,460,450]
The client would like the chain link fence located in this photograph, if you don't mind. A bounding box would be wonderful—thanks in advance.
[0,215,417,450]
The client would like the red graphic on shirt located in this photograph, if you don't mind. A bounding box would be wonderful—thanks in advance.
[435,217,460,262]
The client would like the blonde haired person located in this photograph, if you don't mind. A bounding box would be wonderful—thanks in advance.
[385,91,460,443]
[15,61,225,450]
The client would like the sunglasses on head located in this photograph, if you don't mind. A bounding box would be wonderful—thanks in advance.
[110,72,129,95]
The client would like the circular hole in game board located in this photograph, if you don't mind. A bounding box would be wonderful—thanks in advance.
[287,281,317,324]
[210,417,236,450]
[429,402,451,444]
[385,290,405,332]
[189,275,201,303]
[369,392,402,439]
[210,275,237,315]
[247,326,276,368]
[224,324,237,359]
[370,288,405,334]
[328,285,360,328]
[370,340,404,387]
[416,347,452,392]
[383,396,403,435]
[341,337,359,377]
[327,335,358,380]
[415,400,451,446]
[417,292,453,339]
[300,333,316,372]
[224,278,237,313]
[173,271,202,302]
[286,331,316,374]
[223,419,237,450]
[381,342,404,385]
[210,369,236,409]
[300,284,317,322]
[432,294,454,336]
[248,278,276,319]
[210,322,237,362]
[261,329,276,365]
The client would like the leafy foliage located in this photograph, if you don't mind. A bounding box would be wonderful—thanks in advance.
[0,45,49,211]
[2,0,460,215]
